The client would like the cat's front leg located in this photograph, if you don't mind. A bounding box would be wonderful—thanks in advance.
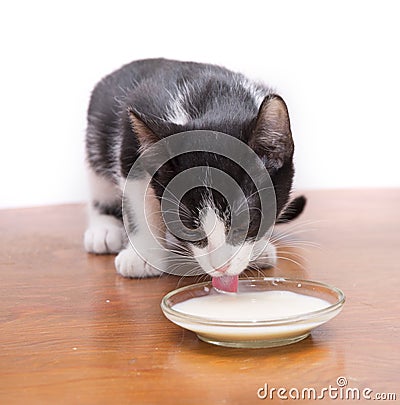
[84,169,126,254]
[115,177,166,278]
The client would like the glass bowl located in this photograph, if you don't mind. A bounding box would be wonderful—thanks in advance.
[161,277,345,348]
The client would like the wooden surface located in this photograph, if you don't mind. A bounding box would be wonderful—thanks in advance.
[1,189,399,404]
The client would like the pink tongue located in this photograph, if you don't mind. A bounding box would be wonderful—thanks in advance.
[212,275,239,293]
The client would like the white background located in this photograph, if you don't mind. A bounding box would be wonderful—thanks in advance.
[1,0,399,208]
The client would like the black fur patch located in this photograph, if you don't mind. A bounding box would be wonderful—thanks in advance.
[276,196,307,223]
[93,200,122,220]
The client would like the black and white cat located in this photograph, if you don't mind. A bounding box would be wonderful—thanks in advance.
[84,58,305,284]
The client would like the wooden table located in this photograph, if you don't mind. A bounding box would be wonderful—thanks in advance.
[1,190,399,404]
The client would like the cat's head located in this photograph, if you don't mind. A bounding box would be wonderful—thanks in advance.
[128,95,294,278]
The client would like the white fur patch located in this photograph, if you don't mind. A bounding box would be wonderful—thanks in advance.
[190,204,277,276]
[164,83,192,126]
[239,78,270,108]
[191,239,254,277]
[251,237,277,267]
[87,168,121,205]
[115,177,165,277]
[201,207,225,250]
[121,176,160,236]
[165,98,190,126]
[84,169,124,254]
[190,206,252,276]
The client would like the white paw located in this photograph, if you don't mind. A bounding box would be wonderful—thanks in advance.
[115,247,164,278]
[84,222,125,254]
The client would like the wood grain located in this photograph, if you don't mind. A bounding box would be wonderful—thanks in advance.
[1,190,399,404]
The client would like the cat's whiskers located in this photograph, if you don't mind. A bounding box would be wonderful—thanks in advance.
[275,241,321,249]
[149,177,192,218]
[249,220,323,275]
[233,185,275,212]
[273,255,308,271]
[275,248,310,260]
[270,220,323,245]
[174,265,206,287]
[272,218,325,234]
[271,229,315,243]
[157,235,191,252]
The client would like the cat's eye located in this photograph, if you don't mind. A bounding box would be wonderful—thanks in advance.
[232,227,248,235]
[191,237,208,248]
[229,228,248,240]
[175,225,207,246]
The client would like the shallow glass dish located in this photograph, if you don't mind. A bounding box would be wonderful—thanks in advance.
[161,277,345,348]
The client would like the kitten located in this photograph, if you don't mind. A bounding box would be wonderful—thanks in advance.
[84,58,305,285]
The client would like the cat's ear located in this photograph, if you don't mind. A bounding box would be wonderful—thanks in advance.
[248,95,294,170]
[128,108,171,174]
[128,108,160,150]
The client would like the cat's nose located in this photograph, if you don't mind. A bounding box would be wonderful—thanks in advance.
[214,263,230,274]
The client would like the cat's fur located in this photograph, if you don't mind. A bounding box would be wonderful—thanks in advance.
[84,58,305,278]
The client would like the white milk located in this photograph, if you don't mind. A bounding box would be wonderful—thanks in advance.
[173,290,330,321]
